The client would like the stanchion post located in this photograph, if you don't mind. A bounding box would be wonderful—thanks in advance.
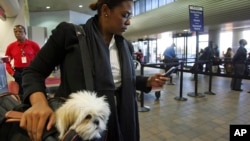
[187,31,205,98]
[138,64,150,112]
[175,61,187,101]
[204,60,216,95]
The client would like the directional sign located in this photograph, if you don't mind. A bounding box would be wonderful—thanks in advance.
[189,5,204,32]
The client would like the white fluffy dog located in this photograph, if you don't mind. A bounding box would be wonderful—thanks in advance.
[55,90,110,140]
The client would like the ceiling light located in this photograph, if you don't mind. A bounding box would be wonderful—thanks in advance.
[46,6,51,9]
[79,5,83,8]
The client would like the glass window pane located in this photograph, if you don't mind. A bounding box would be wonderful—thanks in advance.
[134,1,140,16]
[159,0,165,7]
[243,30,250,51]
[152,0,159,9]
[199,34,209,42]
[166,0,175,4]
[139,0,146,14]
[146,0,152,11]
[220,31,232,56]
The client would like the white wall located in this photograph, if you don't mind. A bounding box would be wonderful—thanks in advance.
[0,19,16,56]
[30,10,92,39]
[69,11,92,25]
[28,26,47,47]
[30,11,70,39]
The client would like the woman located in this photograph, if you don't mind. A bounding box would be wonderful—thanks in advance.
[134,49,144,64]
[20,0,168,141]
[223,47,234,74]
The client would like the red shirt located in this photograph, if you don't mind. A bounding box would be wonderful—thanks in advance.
[5,39,40,75]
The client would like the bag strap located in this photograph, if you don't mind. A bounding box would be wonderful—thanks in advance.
[61,130,83,141]
[0,92,21,103]
[74,24,94,91]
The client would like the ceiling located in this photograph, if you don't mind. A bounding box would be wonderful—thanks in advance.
[26,0,250,40]
[123,0,250,40]
[27,0,97,15]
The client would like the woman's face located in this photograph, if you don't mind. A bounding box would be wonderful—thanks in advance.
[106,1,133,35]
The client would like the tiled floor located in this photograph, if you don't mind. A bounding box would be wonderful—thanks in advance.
[138,68,250,141]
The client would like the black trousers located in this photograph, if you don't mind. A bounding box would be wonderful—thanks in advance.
[231,64,245,90]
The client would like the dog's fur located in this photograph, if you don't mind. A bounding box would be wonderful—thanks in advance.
[55,91,110,140]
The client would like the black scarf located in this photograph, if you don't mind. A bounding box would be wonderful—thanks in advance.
[84,16,139,141]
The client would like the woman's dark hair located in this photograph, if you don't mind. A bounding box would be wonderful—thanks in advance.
[89,0,132,14]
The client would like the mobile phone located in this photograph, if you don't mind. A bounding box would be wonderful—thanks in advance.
[163,66,177,77]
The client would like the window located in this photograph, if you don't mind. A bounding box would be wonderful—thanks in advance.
[133,0,176,16]
[151,0,159,10]
[139,0,146,14]
[219,31,232,56]
[159,0,166,7]
[243,30,250,51]
[199,34,209,50]
[134,1,140,16]
[166,0,175,4]
[146,0,152,11]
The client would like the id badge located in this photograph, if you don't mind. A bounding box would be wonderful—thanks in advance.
[21,56,27,63]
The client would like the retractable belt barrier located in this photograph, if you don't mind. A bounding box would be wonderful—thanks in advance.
[137,58,250,112]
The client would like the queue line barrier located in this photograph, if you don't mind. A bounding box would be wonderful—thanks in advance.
[137,58,250,112]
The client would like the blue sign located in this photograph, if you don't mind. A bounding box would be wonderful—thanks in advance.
[189,5,204,32]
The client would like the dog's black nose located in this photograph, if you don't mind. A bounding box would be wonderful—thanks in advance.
[94,119,99,125]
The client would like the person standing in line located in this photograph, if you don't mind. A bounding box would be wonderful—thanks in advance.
[163,43,177,60]
[20,1,168,141]
[231,39,247,91]
[163,43,178,71]
[198,48,204,57]
[212,44,222,73]
[198,41,215,72]
[134,49,144,64]
[5,25,40,97]
[223,47,234,74]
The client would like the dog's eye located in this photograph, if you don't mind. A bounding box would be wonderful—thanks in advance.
[85,114,92,120]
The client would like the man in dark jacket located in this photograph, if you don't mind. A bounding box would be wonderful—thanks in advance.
[197,41,214,72]
[231,39,248,91]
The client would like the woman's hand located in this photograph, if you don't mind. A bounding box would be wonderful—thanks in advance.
[146,73,169,87]
[20,92,55,141]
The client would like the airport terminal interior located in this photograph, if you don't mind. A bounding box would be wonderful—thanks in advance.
[1,0,250,141]
[138,67,250,141]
